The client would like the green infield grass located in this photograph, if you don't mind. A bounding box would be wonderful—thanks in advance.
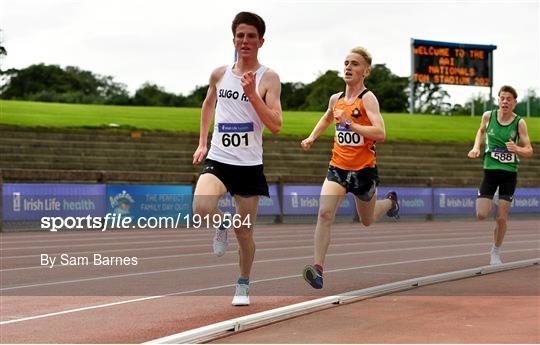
[1,100,538,142]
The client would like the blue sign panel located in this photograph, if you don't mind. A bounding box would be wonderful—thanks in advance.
[217,184,280,215]
[434,188,477,214]
[106,185,192,220]
[282,185,355,215]
[511,188,540,213]
[377,186,433,215]
[2,183,106,221]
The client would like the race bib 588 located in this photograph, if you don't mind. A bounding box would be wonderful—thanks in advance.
[490,147,515,163]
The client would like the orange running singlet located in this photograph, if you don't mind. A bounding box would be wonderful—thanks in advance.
[329,90,376,171]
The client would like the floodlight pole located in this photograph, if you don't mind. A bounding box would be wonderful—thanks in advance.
[527,91,531,117]
[489,86,493,111]
[488,50,494,110]
[409,38,415,114]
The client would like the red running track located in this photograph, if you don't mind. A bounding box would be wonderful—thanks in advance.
[0,219,538,343]
[212,266,539,343]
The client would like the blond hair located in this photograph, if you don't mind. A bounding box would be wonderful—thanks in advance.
[350,47,372,66]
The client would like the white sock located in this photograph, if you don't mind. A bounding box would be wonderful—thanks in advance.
[491,245,500,254]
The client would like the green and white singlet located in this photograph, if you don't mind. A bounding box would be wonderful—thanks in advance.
[483,110,521,172]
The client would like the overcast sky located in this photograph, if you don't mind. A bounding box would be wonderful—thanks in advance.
[1,0,538,105]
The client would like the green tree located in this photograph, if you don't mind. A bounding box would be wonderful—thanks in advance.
[412,82,451,114]
[462,93,491,116]
[0,63,131,105]
[515,89,540,117]
[365,64,408,112]
[1,64,70,97]
[133,83,175,106]
[99,76,131,105]
[303,70,344,111]
[281,82,307,110]
[0,30,8,86]
[185,85,209,107]
[0,29,6,60]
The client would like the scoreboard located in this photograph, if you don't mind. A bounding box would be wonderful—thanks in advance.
[411,39,497,87]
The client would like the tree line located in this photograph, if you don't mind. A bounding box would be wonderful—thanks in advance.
[1,63,538,115]
[0,63,409,111]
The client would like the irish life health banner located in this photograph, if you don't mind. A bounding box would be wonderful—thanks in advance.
[511,188,540,213]
[3,183,106,221]
[282,185,356,215]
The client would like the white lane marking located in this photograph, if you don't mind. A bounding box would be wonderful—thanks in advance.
[2,249,537,326]
[3,219,538,241]
[1,232,537,270]
[3,228,537,259]
[0,225,337,244]
[2,240,538,291]
[3,223,537,247]
[7,226,533,250]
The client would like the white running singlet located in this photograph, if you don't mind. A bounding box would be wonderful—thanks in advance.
[207,64,268,166]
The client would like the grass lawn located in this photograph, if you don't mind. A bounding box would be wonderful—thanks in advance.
[1,100,538,142]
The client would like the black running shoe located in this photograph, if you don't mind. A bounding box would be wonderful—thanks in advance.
[386,191,400,219]
[302,265,323,289]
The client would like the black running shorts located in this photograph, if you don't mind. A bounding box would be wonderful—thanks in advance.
[201,159,269,197]
[478,169,517,202]
[326,165,380,201]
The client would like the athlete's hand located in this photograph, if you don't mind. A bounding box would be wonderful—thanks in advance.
[192,145,207,165]
[241,71,257,100]
[467,147,480,159]
[506,140,518,153]
[301,137,315,151]
[333,109,346,124]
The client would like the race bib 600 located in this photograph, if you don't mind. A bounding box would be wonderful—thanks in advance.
[336,124,363,146]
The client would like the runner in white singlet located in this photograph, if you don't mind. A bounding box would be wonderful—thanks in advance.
[191,12,282,306]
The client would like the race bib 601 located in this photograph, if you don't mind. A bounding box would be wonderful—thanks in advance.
[217,123,254,149]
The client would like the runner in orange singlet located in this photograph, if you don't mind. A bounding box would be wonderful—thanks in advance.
[300,47,399,289]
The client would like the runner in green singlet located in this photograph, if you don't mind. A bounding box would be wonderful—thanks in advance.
[468,85,533,265]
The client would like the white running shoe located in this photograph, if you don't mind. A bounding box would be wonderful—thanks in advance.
[213,228,228,257]
[231,284,250,306]
[490,251,502,265]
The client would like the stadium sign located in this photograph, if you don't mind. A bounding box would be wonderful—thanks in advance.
[409,38,497,113]
[411,39,497,87]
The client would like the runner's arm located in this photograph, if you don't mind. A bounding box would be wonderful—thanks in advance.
[192,66,226,165]
[349,92,385,142]
[468,111,490,159]
[300,93,340,151]
[243,69,282,134]
[506,119,533,158]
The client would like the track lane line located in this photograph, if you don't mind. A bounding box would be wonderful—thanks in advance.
[3,230,537,259]
[1,233,537,272]
[2,249,537,326]
[2,241,538,291]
